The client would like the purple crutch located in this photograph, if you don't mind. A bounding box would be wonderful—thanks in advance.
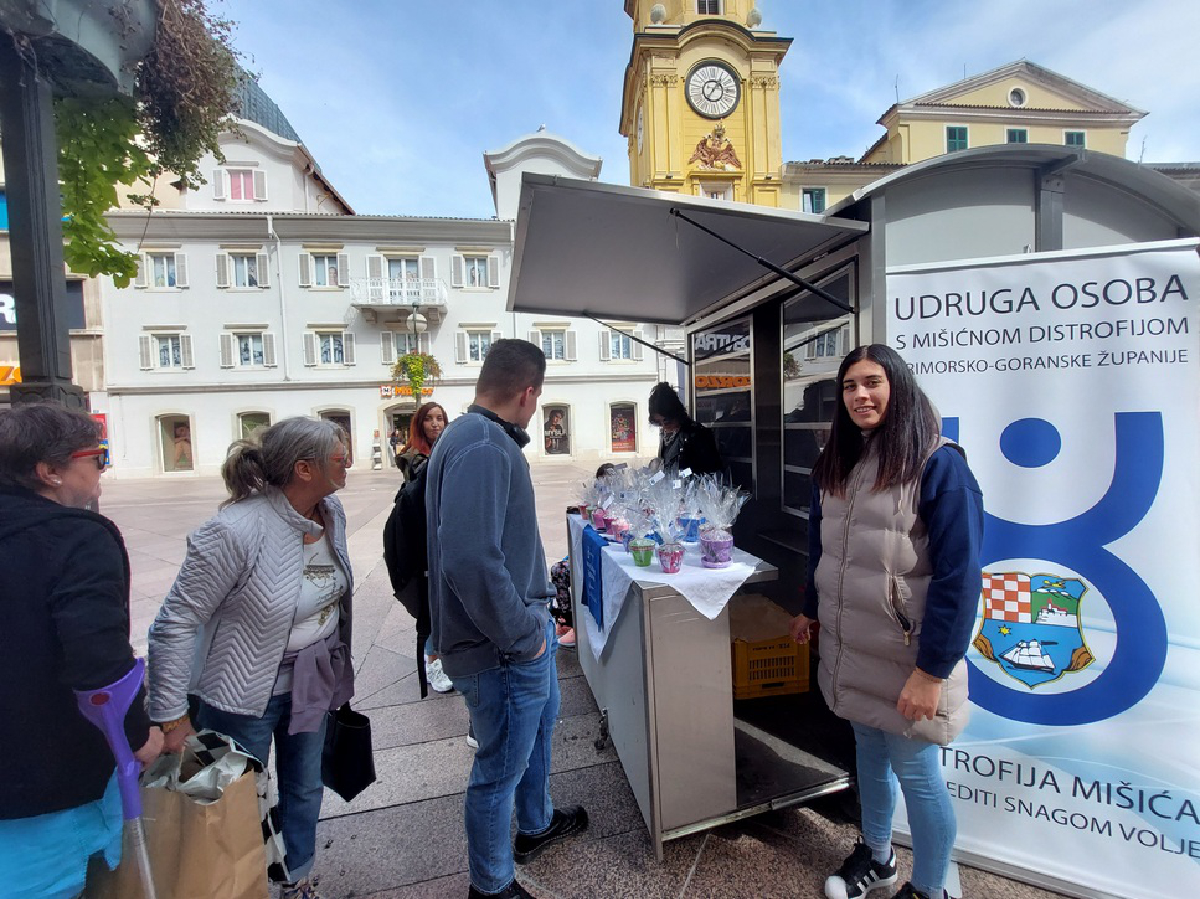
[75,657,158,899]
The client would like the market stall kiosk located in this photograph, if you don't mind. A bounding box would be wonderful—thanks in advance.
[509,146,1200,897]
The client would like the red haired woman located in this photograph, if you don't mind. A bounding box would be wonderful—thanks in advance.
[397,402,447,484]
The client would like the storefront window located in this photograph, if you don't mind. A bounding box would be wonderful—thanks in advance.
[320,411,353,464]
[238,411,271,440]
[543,405,571,455]
[610,403,637,453]
[159,415,193,472]
[692,317,752,491]
[782,267,854,524]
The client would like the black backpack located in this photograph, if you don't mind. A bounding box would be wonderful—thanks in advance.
[382,458,433,696]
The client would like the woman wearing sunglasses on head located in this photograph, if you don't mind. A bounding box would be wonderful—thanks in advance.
[148,416,355,899]
[0,403,163,899]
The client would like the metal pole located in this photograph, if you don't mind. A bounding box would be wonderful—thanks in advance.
[0,35,85,408]
[668,208,855,314]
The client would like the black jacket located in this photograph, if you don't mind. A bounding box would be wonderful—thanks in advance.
[0,485,150,819]
[660,420,724,476]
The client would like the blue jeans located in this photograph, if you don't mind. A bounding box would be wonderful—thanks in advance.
[197,694,327,883]
[852,722,955,897]
[452,619,559,894]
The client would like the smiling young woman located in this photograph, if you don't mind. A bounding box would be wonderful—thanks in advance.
[791,344,985,899]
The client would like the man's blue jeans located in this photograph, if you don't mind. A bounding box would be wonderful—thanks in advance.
[197,693,327,883]
[452,619,559,894]
[852,722,956,898]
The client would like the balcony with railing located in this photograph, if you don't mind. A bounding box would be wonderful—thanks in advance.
[350,278,449,326]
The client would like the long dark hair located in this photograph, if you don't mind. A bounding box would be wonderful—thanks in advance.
[648,382,692,427]
[403,402,447,457]
[811,344,940,495]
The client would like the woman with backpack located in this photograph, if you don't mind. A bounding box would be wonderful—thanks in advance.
[397,402,447,484]
[395,403,453,693]
[789,345,984,899]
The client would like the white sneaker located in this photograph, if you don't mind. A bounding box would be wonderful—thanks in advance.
[465,725,479,750]
[426,657,455,694]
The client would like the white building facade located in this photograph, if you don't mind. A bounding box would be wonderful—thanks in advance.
[98,123,664,477]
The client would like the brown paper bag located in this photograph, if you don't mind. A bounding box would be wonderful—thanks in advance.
[90,768,268,899]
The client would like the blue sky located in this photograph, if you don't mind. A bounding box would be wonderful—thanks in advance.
[225,0,1200,218]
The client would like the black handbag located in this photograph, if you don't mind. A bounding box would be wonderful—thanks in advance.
[321,703,377,801]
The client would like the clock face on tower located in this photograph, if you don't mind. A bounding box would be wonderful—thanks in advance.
[686,61,740,119]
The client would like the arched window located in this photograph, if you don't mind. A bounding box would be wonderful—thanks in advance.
[157,414,193,473]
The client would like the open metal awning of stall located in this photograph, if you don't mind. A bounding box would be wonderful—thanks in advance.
[507,174,868,327]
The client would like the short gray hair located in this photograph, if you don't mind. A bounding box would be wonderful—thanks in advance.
[0,403,101,492]
[222,416,347,505]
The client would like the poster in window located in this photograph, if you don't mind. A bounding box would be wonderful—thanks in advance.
[543,406,570,455]
[610,404,636,453]
[160,415,193,472]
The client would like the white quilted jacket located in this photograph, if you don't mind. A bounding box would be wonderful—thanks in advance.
[148,488,353,720]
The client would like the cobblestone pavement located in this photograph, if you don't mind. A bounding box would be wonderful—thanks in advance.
[100,465,1070,899]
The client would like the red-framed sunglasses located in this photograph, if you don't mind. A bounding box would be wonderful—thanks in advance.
[71,446,110,471]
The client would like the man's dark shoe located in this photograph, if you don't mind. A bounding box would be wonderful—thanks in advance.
[467,879,535,898]
[513,805,589,865]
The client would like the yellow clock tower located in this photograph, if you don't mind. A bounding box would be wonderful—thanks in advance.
[620,1,791,206]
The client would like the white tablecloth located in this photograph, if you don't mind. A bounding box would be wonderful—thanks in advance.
[568,514,760,660]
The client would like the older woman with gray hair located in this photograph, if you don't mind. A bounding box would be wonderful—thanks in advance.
[148,416,355,899]
[0,403,162,898]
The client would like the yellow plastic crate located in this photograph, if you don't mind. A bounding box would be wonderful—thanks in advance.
[731,635,810,700]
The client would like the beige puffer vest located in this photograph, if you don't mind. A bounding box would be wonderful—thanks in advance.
[814,437,969,746]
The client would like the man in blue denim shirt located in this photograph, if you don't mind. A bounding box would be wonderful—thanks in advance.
[427,339,588,899]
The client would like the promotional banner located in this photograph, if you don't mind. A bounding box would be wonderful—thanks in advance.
[886,239,1200,898]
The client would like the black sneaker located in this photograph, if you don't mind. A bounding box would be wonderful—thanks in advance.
[824,839,899,899]
[467,879,535,898]
[513,805,589,865]
[890,885,951,899]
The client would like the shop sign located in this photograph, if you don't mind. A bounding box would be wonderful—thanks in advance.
[0,364,20,385]
[695,375,751,388]
[0,280,86,331]
[380,384,433,398]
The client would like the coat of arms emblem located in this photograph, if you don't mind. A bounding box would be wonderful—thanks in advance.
[973,572,1095,689]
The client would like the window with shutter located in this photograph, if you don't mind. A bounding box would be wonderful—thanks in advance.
[219,333,234,368]
[610,330,634,360]
[234,333,265,366]
[632,330,644,361]
[565,330,577,362]
[455,332,468,363]
[256,252,270,288]
[528,329,541,347]
[343,332,356,365]
[541,329,566,361]
[174,253,189,288]
[298,253,312,287]
[311,254,339,287]
[227,253,262,288]
[451,255,464,288]
[303,333,317,366]
[138,335,153,369]
[598,330,612,361]
[487,256,500,288]
[211,169,225,200]
[463,256,489,288]
[263,333,277,367]
[216,253,230,288]
[134,255,147,288]
[367,255,384,301]
[420,256,435,281]
[380,331,395,365]
[228,170,255,201]
[253,170,268,201]
[337,253,350,287]
[146,253,177,289]
[179,334,195,369]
